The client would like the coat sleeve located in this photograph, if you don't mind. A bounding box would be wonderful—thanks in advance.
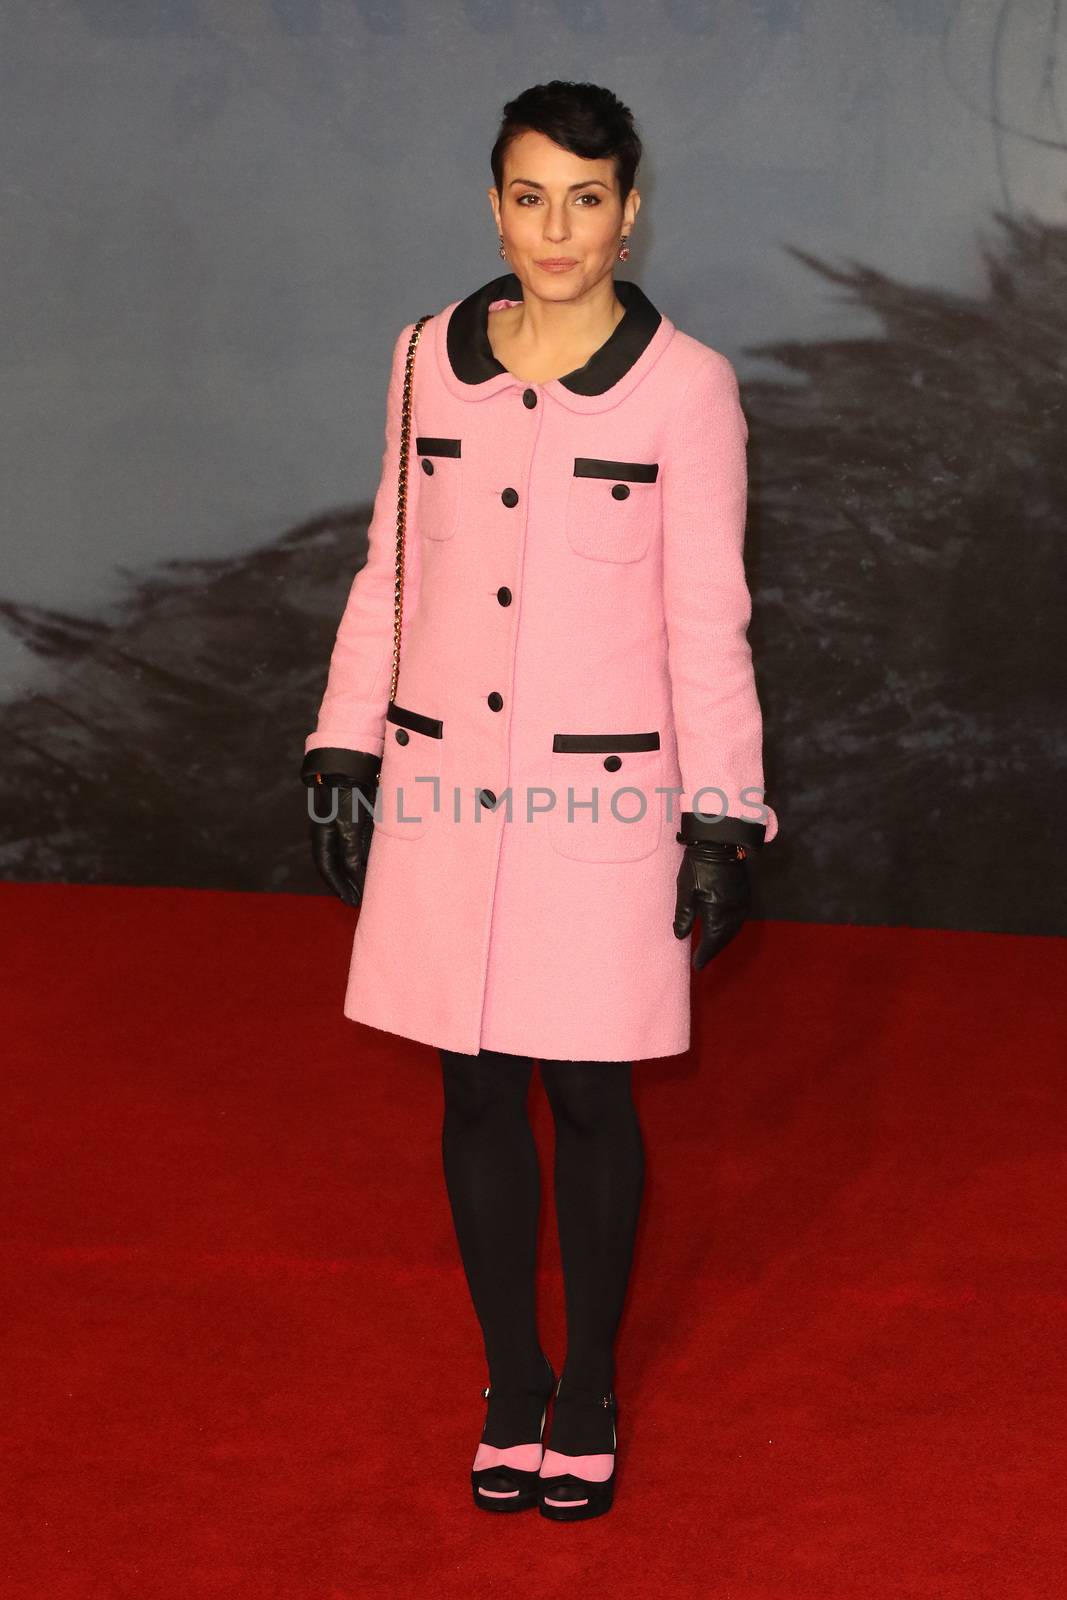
[303,320,423,767]
[661,351,778,846]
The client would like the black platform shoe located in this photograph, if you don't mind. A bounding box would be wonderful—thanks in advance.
[470,1355,557,1513]
[537,1376,618,1522]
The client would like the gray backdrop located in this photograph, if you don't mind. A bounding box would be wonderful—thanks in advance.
[1,0,1064,934]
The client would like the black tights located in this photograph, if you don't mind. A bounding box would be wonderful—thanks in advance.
[440,1046,645,1453]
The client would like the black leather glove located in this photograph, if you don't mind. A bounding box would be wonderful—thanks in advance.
[673,832,753,972]
[302,748,381,908]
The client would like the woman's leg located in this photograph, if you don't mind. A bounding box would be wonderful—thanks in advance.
[440,1046,553,1444]
[539,1057,645,1455]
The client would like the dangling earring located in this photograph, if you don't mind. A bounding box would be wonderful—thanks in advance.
[618,234,631,262]
[499,234,507,259]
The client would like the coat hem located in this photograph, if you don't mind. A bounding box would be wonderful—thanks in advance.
[342,1002,689,1064]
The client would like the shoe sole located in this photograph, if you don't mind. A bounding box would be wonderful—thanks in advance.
[471,1461,543,1513]
[537,1488,615,1521]
[473,1486,539,1512]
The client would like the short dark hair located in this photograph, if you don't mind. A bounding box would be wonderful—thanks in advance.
[490,80,643,203]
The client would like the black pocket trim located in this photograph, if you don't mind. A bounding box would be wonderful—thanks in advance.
[387,701,444,739]
[416,437,462,458]
[552,730,660,753]
[573,457,659,483]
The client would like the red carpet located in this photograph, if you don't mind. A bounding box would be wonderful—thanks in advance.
[1,881,1062,1598]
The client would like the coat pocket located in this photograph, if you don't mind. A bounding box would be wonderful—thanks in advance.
[548,730,664,863]
[415,436,462,542]
[374,700,443,840]
[564,457,661,564]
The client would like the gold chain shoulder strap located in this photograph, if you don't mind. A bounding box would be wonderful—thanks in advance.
[391,314,435,706]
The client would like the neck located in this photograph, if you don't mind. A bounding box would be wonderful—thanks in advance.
[499,271,625,363]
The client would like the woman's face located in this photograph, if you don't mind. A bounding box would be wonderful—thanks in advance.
[489,128,640,300]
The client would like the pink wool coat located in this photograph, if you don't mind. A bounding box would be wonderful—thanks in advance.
[304,271,778,1062]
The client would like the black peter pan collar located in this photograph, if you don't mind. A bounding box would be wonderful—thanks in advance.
[446,271,663,395]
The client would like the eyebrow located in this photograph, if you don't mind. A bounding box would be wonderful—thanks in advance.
[508,177,611,191]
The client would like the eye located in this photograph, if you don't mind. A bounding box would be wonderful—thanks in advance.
[514,192,601,206]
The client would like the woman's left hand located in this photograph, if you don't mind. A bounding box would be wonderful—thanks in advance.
[673,842,751,970]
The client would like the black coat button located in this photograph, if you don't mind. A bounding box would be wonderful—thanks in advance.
[488,692,503,711]
[611,483,630,500]
[395,728,410,745]
[497,586,512,606]
[603,754,621,771]
[479,789,497,809]
[522,388,537,408]
[501,487,519,507]
[421,458,434,475]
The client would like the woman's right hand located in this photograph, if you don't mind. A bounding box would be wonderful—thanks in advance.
[308,777,378,907]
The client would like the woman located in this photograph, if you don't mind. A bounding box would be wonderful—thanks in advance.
[301,80,778,1522]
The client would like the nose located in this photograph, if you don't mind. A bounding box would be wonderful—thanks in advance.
[543,204,570,244]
